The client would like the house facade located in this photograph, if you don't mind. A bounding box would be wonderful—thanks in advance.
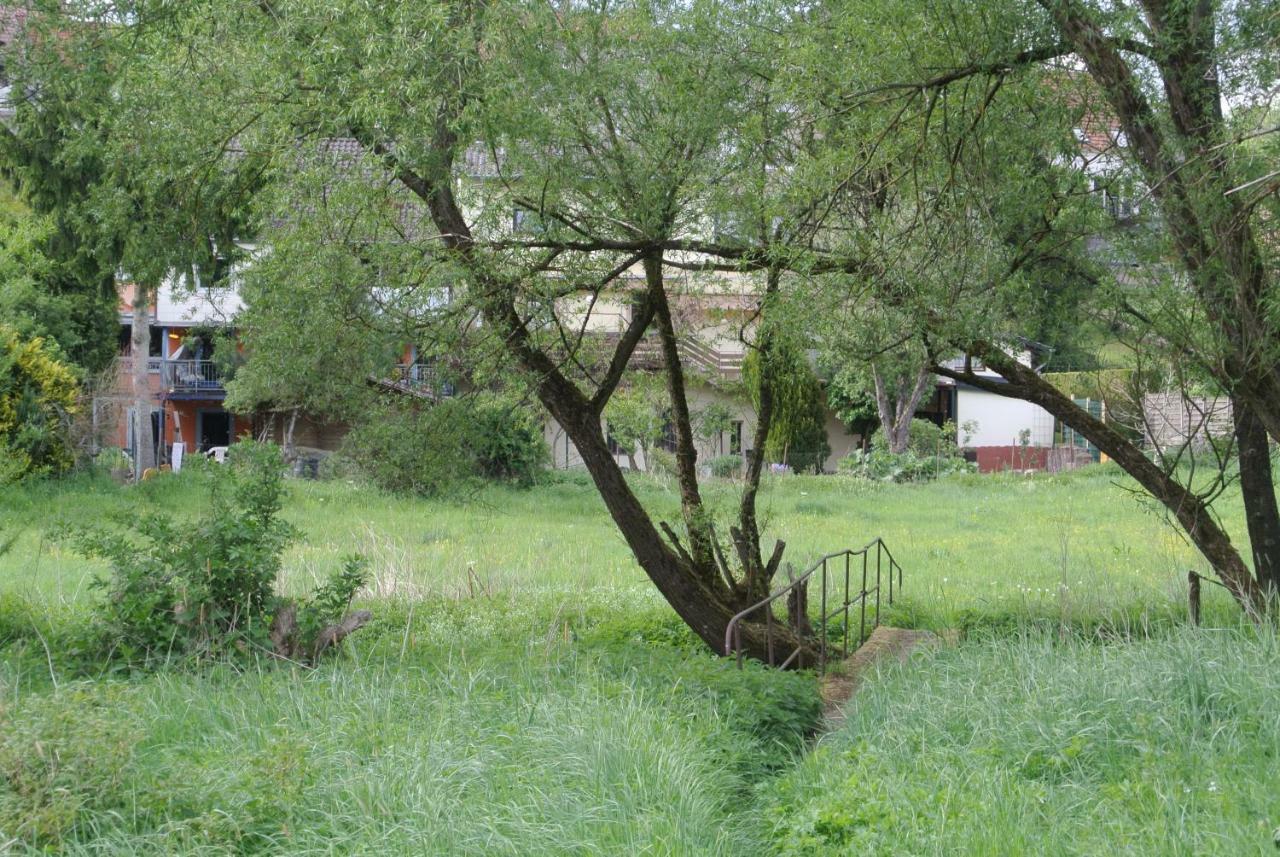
[108,280,245,466]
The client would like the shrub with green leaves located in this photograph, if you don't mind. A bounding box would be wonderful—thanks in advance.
[744,340,831,473]
[708,454,743,478]
[341,395,548,496]
[67,441,368,665]
[840,419,974,482]
[0,324,79,481]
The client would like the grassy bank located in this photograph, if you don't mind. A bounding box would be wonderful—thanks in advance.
[765,627,1280,855]
[0,465,1262,853]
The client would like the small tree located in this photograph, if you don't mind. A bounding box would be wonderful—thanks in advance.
[604,375,668,472]
[744,341,830,473]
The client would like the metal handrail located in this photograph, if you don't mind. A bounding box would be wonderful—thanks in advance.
[724,537,903,673]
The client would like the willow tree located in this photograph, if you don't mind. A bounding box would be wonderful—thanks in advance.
[797,0,1280,609]
[83,0,889,660]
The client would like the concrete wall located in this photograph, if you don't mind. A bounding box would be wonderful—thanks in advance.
[154,277,244,326]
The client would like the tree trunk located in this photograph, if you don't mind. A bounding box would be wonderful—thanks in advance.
[644,253,715,571]
[1234,402,1280,596]
[737,267,786,603]
[873,364,933,454]
[130,285,156,481]
[936,343,1265,614]
[1041,0,1280,447]
[283,407,300,463]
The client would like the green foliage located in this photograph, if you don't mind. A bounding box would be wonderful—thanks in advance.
[296,553,369,646]
[744,341,831,473]
[764,628,1280,855]
[603,375,667,469]
[708,454,743,478]
[647,447,678,477]
[824,367,879,428]
[341,395,548,496]
[68,441,297,663]
[695,402,735,447]
[840,420,972,482]
[0,203,113,374]
[466,396,550,486]
[0,324,80,481]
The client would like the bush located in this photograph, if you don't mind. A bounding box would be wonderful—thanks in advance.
[647,447,677,476]
[708,454,742,478]
[840,420,973,482]
[66,441,368,666]
[340,395,548,496]
[0,325,79,481]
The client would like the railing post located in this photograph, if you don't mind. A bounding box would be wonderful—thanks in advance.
[1188,570,1201,626]
[886,542,893,605]
[860,551,868,646]
[766,606,774,667]
[843,552,851,659]
[875,548,882,631]
[819,558,828,674]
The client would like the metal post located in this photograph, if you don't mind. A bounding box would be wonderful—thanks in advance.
[875,547,882,631]
[860,551,868,645]
[1188,570,1201,626]
[819,558,828,673]
[886,542,893,605]
[766,606,774,667]
[843,552,851,659]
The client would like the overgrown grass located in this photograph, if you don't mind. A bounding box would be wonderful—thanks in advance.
[764,626,1280,855]
[0,464,1262,853]
[0,463,1245,628]
[0,635,816,854]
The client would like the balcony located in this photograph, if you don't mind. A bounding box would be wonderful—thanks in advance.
[372,363,456,400]
[160,359,225,395]
[117,357,226,398]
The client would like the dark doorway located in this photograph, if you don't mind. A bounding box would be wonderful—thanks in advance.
[197,410,232,451]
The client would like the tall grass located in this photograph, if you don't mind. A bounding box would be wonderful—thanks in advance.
[0,619,824,854]
[0,466,1264,854]
[765,625,1280,855]
[0,464,1244,630]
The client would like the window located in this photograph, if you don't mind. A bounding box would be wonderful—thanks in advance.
[1103,189,1137,220]
[730,420,743,455]
[658,416,678,453]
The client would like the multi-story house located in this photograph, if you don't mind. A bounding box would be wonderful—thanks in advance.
[109,280,244,464]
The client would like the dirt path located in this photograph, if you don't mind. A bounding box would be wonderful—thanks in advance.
[818,626,944,732]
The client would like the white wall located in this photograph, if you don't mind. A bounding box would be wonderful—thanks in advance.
[956,387,1054,447]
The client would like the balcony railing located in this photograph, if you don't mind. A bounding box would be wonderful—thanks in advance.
[160,359,225,393]
[391,363,456,398]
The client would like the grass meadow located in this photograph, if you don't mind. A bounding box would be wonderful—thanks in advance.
[0,464,1272,854]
